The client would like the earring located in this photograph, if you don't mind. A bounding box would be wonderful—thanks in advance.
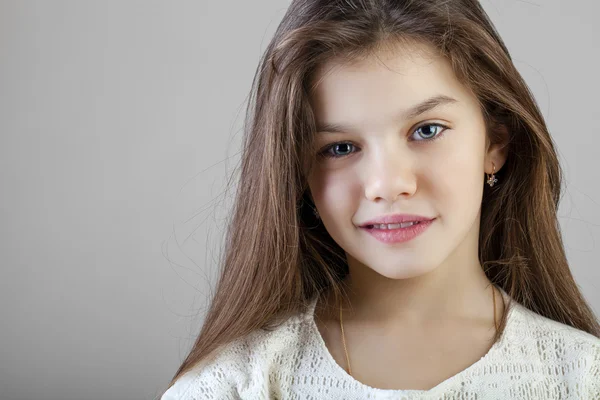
[487,162,499,187]
[313,206,320,219]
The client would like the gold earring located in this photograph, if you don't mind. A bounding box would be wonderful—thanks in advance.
[487,163,498,187]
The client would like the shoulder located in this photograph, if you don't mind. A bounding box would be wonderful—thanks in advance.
[511,301,600,350]
[160,338,249,400]
[161,310,313,400]
[507,301,600,389]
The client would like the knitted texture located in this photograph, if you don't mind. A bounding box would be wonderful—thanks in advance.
[162,290,600,399]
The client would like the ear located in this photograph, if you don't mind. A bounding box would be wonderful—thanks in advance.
[485,123,510,174]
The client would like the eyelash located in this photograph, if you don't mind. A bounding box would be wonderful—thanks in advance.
[318,122,449,159]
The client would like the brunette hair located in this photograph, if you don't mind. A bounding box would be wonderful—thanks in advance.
[163,0,600,393]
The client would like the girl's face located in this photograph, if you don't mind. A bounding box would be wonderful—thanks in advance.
[307,41,500,280]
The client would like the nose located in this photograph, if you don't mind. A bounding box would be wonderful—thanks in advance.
[363,145,417,203]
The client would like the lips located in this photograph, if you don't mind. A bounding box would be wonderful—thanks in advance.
[359,214,435,228]
[362,218,434,244]
[368,221,422,229]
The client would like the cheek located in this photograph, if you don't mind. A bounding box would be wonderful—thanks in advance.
[309,167,361,219]
[433,134,485,216]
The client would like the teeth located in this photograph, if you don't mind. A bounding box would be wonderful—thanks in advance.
[371,221,419,229]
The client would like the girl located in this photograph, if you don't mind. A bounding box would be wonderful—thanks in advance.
[161,0,600,398]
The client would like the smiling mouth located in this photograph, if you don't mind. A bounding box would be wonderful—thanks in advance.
[360,219,434,244]
[364,221,423,229]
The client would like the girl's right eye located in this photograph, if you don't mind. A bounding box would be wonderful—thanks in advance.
[319,142,357,159]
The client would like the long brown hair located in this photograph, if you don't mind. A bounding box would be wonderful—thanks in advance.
[163,0,600,393]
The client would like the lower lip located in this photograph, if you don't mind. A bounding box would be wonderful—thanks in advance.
[361,219,435,244]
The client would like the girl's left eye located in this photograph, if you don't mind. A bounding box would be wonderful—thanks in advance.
[411,123,448,141]
[318,123,449,159]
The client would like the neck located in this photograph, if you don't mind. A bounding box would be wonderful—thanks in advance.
[340,234,495,328]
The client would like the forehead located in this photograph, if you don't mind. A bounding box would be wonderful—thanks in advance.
[309,41,477,126]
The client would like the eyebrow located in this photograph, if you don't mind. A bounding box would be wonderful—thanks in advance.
[315,94,458,134]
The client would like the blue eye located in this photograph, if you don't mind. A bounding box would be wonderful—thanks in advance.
[412,123,447,141]
[318,123,448,159]
[320,142,356,159]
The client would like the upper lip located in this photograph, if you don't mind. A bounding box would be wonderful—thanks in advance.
[359,214,435,227]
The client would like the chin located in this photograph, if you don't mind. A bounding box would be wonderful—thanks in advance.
[371,262,438,280]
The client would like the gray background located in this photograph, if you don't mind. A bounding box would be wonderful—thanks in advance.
[0,1,598,399]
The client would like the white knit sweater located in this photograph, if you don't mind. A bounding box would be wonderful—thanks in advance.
[162,289,600,399]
